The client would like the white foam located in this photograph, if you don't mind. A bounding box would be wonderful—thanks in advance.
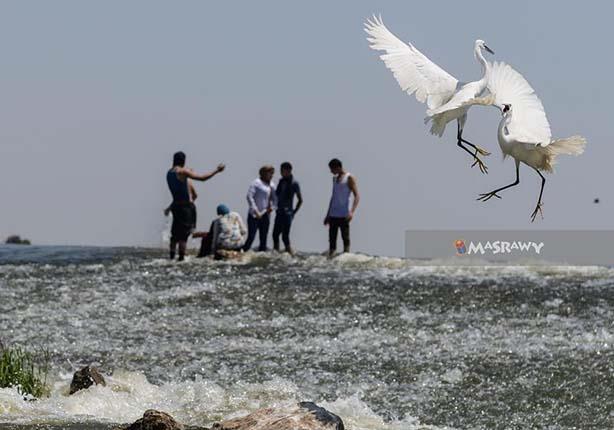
[320,394,451,430]
[0,372,441,429]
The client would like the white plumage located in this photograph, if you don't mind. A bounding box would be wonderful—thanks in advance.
[472,62,587,221]
[488,62,551,146]
[364,15,457,110]
[365,15,495,173]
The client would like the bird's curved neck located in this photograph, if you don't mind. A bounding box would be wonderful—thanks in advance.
[499,113,513,141]
[474,47,490,85]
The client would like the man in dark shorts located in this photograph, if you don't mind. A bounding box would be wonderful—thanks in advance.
[166,151,225,261]
[324,158,360,257]
[272,162,303,254]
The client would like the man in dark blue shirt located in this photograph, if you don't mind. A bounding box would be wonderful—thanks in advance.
[165,151,225,261]
[273,162,303,254]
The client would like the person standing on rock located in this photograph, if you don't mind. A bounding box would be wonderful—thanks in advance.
[272,161,303,255]
[166,151,225,261]
[324,158,360,257]
[243,165,277,252]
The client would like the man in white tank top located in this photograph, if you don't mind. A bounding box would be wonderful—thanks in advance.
[324,158,360,257]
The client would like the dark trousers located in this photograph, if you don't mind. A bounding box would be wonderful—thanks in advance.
[328,217,350,253]
[197,221,216,258]
[243,213,270,252]
[272,209,294,250]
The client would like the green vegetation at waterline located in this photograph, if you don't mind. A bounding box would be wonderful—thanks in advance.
[0,340,50,398]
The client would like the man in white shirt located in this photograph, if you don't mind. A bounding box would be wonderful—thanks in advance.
[243,165,277,252]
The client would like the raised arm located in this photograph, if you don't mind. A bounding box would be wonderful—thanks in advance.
[347,175,360,221]
[179,163,225,182]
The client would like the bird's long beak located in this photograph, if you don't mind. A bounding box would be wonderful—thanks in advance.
[484,45,495,55]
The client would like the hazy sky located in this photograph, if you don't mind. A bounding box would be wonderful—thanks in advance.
[0,1,611,256]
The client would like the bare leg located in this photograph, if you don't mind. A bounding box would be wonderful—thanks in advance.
[478,161,520,202]
[457,123,489,174]
[530,168,546,222]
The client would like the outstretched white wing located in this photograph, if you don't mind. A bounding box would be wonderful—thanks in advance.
[488,61,552,146]
[365,15,458,110]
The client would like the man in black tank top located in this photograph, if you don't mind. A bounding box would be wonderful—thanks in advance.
[166,151,225,261]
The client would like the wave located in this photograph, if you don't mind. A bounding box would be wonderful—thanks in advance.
[2,248,613,283]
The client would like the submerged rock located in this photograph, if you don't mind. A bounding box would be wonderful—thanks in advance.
[116,410,185,430]
[212,402,344,430]
[69,365,106,394]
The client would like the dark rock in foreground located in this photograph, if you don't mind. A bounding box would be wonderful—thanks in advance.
[115,410,185,430]
[69,365,106,395]
[5,235,31,245]
[116,403,344,430]
[212,402,344,430]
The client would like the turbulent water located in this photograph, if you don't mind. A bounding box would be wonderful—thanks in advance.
[0,245,613,429]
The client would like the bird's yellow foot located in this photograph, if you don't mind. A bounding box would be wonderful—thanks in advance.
[530,202,544,223]
[477,190,502,202]
[471,156,489,174]
[473,146,491,157]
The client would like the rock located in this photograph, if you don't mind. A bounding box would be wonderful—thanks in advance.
[115,410,185,430]
[215,249,243,260]
[69,365,106,394]
[212,402,344,430]
[5,235,31,245]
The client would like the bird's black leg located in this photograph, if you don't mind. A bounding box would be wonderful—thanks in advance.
[460,136,491,157]
[478,161,520,202]
[457,125,488,174]
[530,168,546,222]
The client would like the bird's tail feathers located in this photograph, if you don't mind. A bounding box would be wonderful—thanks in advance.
[547,135,587,156]
[540,135,586,172]
[425,114,447,137]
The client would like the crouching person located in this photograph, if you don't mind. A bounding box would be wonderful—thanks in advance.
[198,204,247,260]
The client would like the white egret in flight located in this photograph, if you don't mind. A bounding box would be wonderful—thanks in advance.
[364,15,495,173]
[468,62,586,221]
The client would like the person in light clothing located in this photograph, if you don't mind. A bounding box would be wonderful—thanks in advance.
[198,204,247,259]
[324,158,360,257]
[213,205,247,252]
[243,165,277,252]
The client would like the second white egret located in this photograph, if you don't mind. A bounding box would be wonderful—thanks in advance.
[471,62,587,221]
